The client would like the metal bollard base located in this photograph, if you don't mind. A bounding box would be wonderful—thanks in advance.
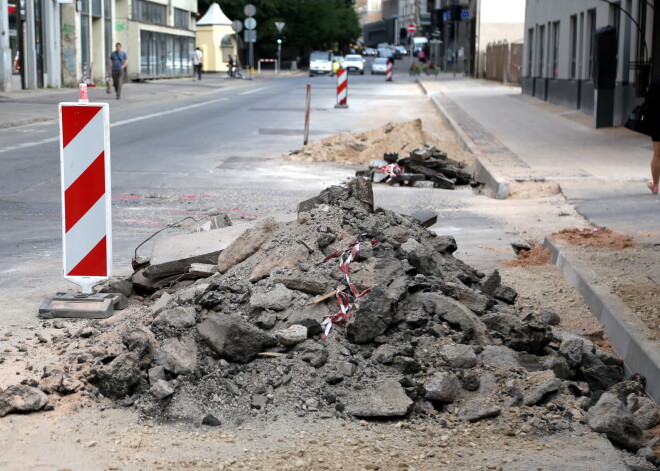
[39,292,128,319]
[334,104,349,109]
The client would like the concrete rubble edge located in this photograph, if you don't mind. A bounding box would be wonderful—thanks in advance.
[543,236,660,403]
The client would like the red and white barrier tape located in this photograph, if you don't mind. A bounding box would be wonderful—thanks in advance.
[376,164,404,183]
[317,235,379,339]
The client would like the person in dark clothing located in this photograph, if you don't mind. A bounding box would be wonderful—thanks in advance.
[227,55,234,77]
[108,43,128,100]
[648,81,660,194]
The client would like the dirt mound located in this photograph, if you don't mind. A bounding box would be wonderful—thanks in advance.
[285,119,446,166]
[501,245,551,267]
[551,228,637,249]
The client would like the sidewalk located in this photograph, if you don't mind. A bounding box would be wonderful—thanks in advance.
[420,74,660,402]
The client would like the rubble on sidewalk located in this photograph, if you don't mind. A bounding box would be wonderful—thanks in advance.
[2,179,658,457]
[356,145,475,190]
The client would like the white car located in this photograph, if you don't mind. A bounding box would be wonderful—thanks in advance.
[343,54,365,74]
[371,57,389,74]
[309,51,333,76]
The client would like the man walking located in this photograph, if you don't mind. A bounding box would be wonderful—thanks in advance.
[108,43,128,99]
[192,47,203,81]
[227,54,234,78]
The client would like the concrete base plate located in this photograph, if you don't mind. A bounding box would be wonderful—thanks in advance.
[39,292,128,319]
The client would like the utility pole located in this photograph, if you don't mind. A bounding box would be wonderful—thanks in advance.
[0,0,12,91]
[275,21,285,74]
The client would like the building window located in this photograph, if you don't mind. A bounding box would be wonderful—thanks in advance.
[538,25,545,77]
[140,30,194,77]
[133,0,167,26]
[552,21,560,78]
[174,8,189,29]
[92,0,102,18]
[587,9,596,79]
[527,28,534,76]
[570,15,577,79]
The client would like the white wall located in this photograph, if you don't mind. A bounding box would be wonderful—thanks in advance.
[482,0,525,24]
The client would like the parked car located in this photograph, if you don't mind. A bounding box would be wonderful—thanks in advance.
[371,57,389,74]
[309,51,333,76]
[343,54,365,74]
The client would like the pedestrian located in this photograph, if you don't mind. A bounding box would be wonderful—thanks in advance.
[227,54,234,77]
[108,43,128,100]
[648,80,660,194]
[192,47,203,81]
[418,49,426,63]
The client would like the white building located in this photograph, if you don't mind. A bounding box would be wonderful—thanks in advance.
[523,0,656,126]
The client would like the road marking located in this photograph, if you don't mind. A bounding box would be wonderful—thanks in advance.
[0,97,230,154]
[111,97,229,127]
[239,87,266,95]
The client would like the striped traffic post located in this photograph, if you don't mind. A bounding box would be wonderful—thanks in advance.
[386,61,393,82]
[334,68,348,109]
[304,83,311,145]
[59,84,112,294]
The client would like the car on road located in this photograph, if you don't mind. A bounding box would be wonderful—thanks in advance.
[362,47,377,56]
[394,45,407,56]
[371,57,389,74]
[343,54,365,74]
[377,47,394,60]
[309,51,333,76]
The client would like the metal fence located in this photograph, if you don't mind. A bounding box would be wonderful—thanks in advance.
[485,41,523,85]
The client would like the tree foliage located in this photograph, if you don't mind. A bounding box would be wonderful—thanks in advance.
[198,0,361,56]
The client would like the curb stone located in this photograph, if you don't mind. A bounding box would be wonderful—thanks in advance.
[417,78,510,199]
[543,236,660,403]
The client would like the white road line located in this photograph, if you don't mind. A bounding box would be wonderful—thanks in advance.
[0,97,230,155]
[239,87,266,95]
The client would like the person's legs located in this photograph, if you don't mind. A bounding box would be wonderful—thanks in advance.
[649,141,660,194]
[112,70,120,98]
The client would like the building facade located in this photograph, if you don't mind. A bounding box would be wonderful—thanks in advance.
[1,0,61,91]
[523,0,656,126]
[59,0,197,87]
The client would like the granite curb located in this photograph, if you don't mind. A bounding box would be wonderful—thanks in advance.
[543,236,660,403]
[417,78,510,199]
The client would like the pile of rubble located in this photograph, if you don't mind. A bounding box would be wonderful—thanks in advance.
[1,179,658,463]
[356,145,474,190]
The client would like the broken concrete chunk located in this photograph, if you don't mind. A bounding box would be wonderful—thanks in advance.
[346,286,394,344]
[299,341,329,368]
[197,314,277,363]
[415,292,489,345]
[424,372,462,403]
[89,353,141,399]
[627,395,660,430]
[346,380,413,418]
[588,392,643,450]
[150,380,175,400]
[458,398,501,423]
[148,366,167,385]
[249,284,295,311]
[521,370,562,406]
[479,269,501,295]
[153,306,196,330]
[217,219,280,274]
[410,208,438,228]
[510,236,532,255]
[151,292,173,316]
[270,268,332,295]
[153,336,198,375]
[275,325,308,346]
[188,263,218,277]
[347,177,374,213]
[0,385,49,417]
[492,285,518,304]
[441,344,477,369]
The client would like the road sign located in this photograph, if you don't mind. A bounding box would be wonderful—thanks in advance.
[231,20,243,33]
[275,21,285,32]
[244,3,256,16]
[244,17,257,30]
[59,98,112,294]
[407,24,416,33]
[244,30,256,43]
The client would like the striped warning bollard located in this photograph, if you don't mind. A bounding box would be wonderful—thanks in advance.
[334,68,348,109]
[59,84,112,294]
[386,62,393,81]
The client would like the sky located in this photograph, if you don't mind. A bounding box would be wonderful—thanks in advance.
[481,0,526,23]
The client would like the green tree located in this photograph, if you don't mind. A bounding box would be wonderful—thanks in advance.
[198,1,361,59]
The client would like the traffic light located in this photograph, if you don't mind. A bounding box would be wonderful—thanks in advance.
[276,34,286,45]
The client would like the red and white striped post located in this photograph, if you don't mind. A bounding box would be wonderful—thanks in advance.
[58,84,112,294]
[334,68,348,109]
[304,83,311,146]
[386,61,393,82]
